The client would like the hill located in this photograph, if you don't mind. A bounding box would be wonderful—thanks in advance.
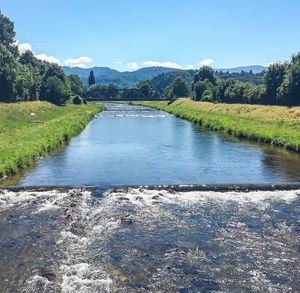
[63,65,267,88]
[216,65,266,74]
[63,66,181,88]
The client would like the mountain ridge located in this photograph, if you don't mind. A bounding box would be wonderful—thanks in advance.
[63,65,266,88]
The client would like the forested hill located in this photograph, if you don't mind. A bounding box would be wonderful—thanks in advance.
[63,66,181,87]
[63,65,266,88]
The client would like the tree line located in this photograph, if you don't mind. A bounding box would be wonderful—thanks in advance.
[0,11,85,105]
[191,57,300,106]
[85,55,300,106]
[1,11,299,106]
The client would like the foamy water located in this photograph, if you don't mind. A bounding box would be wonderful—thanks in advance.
[0,188,299,292]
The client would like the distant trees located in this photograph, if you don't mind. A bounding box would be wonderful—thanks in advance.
[189,53,300,106]
[86,84,118,100]
[0,11,84,105]
[88,70,96,86]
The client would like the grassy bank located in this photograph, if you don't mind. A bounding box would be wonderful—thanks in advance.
[130,98,300,152]
[0,101,103,179]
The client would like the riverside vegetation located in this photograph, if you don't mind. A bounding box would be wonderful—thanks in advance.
[0,101,103,179]
[131,98,300,152]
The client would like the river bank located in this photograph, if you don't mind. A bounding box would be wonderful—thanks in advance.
[0,101,103,179]
[130,98,300,152]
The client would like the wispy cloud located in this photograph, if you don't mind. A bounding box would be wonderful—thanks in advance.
[116,60,123,65]
[35,53,60,65]
[64,56,93,68]
[127,62,140,70]
[199,58,214,66]
[142,61,194,70]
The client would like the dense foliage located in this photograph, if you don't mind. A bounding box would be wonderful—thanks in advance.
[0,12,84,105]
[191,55,300,106]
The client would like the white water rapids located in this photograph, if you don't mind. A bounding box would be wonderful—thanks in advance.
[0,188,299,292]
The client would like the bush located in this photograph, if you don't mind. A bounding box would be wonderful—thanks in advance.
[73,95,82,105]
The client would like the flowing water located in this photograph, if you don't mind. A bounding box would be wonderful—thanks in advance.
[1,104,300,292]
[0,187,299,292]
[2,103,300,186]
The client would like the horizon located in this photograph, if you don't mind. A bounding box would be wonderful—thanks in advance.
[63,64,266,72]
[1,0,300,70]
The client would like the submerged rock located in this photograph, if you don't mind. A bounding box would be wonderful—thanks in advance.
[121,214,133,224]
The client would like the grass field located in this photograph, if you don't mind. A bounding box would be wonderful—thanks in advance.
[130,98,300,152]
[0,101,103,179]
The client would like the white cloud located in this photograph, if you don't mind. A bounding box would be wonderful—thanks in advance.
[142,61,194,70]
[18,42,33,54]
[185,64,194,70]
[127,62,140,70]
[199,58,214,66]
[64,56,93,68]
[116,60,123,65]
[35,53,60,65]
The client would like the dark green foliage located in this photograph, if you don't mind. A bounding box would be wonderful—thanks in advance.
[171,77,189,100]
[41,76,69,105]
[264,63,286,103]
[88,70,96,86]
[151,70,194,91]
[87,84,118,100]
[0,10,18,56]
[73,95,82,105]
[215,70,264,85]
[0,12,75,105]
[0,45,18,102]
[69,74,84,96]
[193,66,217,86]
[190,55,300,106]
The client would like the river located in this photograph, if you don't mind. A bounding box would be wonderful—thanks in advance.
[2,103,300,186]
[0,103,299,292]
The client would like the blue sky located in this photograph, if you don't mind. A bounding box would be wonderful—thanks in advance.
[1,0,300,70]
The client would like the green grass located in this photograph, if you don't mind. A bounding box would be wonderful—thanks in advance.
[129,98,300,152]
[0,101,103,179]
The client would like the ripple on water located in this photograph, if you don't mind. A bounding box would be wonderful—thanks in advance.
[0,188,299,292]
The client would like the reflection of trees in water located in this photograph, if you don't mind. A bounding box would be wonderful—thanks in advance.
[261,148,300,182]
[215,132,300,182]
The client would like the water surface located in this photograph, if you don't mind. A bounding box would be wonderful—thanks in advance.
[2,103,300,186]
[0,187,299,292]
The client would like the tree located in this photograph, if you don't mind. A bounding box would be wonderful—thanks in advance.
[42,76,69,105]
[264,62,286,104]
[88,70,96,86]
[193,66,217,87]
[171,77,189,100]
[106,84,118,99]
[194,79,209,101]
[0,44,18,102]
[40,64,70,103]
[68,74,84,96]
[136,80,154,98]
[277,53,300,105]
[0,11,18,56]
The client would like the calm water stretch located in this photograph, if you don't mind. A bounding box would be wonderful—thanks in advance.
[0,104,299,292]
[3,103,300,186]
